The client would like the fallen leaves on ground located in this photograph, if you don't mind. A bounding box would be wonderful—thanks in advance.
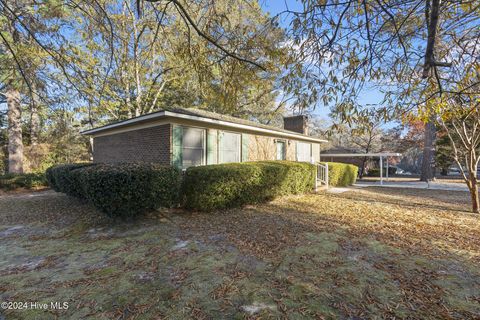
[0,187,479,319]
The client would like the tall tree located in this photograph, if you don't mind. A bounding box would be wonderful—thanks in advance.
[281,0,479,180]
[5,89,23,173]
[1,3,25,173]
[416,69,480,213]
[434,96,480,213]
[420,119,436,181]
[0,0,71,172]
[68,0,289,128]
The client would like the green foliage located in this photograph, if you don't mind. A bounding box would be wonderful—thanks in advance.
[0,173,47,190]
[46,163,92,193]
[322,162,358,187]
[47,163,181,217]
[436,131,454,176]
[79,163,181,217]
[182,161,316,211]
[74,0,289,123]
[366,167,397,177]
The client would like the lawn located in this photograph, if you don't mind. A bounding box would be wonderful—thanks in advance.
[0,187,479,319]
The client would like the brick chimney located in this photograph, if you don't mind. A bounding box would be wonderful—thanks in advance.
[283,115,309,135]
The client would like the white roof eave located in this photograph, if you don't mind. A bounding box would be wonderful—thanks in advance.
[81,110,328,143]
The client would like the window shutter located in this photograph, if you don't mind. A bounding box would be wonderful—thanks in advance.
[241,134,249,162]
[172,125,183,168]
[207,129,217,165]
[218,131,224,163]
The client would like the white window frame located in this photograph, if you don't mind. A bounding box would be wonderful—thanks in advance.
[275,139,286,160]
[218,130,241,164]
[296,142,312,163]
[180,125,206,168]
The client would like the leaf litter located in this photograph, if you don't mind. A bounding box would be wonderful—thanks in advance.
[0,187,479,319]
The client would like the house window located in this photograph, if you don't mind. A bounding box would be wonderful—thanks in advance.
[219,131,240,163]
[296,142,311,162]
[180,126,206,168]
[276,140,286,160]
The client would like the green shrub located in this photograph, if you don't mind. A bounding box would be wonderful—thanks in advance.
[182,161,316,211]
[47,163,181,216]
[0,173,47,190]
[46,163,92,194]
[45,166,55,189]
[367,167,397,177]
[322,162,358,187]
[77,163,181,216]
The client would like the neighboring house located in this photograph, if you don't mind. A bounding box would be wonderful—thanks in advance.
[81,108,327,169]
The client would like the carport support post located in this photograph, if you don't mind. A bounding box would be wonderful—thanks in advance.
[380,156,383,185]
[386,157,389,181]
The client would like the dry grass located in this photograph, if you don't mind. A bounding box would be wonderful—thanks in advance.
[0,188,479,319]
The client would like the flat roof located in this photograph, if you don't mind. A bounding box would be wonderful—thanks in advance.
[322,153,402,157]
[81,108,328,143]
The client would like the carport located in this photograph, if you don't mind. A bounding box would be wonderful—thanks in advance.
[322,152,402,185]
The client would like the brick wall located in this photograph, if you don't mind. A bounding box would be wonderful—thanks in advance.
[286,140,296,161]
[247,135,276,161]
[246,134,321,162]
[92,123,321,165]
[93,124,171,164]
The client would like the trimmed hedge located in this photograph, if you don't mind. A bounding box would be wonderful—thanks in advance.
[0,173,47,190]
[322,162,358,187]
[182,161,316,211]
[79,163,181,216]
[46,163,92,194]
[47,163,181,217]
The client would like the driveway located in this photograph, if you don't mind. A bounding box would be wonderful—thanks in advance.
[355,180,469,191]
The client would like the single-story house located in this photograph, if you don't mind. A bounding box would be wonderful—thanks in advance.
[81,108,327,169]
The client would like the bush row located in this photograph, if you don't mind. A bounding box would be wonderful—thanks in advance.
[0,173,47,190]
[321,162,358,187]
[182,161,316,211]
[46,163,181,216]
[47,160,357,215]
[46,163,92,194]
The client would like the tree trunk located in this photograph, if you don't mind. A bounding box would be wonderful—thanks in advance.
[30,90,41,145]
[420,120,436,181]
[6,89,24,174]
[468,175,479,213]
[359,156,367,178]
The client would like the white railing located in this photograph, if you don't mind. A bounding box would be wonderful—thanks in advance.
[316,163,329,190]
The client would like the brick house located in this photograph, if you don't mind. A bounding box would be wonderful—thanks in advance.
[81,108,327,169]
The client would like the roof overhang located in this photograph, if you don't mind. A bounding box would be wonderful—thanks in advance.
[81,110,328,143]
[322,153,402,157]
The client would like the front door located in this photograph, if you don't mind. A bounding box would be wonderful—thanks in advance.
[276,141,286,160]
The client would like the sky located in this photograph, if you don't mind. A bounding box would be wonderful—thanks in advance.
[259,0,389,125]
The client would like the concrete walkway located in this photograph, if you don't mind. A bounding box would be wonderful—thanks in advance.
[354,180,469,192]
